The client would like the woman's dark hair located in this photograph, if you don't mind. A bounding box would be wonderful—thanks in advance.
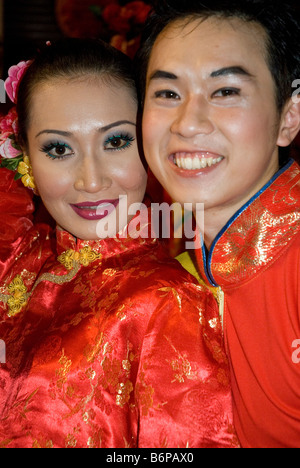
[136,0,300,113]
[17,38,137,148]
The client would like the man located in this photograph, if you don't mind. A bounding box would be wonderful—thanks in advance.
[137,0,300,447]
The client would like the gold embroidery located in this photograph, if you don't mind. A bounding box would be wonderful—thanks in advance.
[135,367,155,417]
[56,349,72,389]
[33,263,80,289]
[1,246,101,317]
[6,275,28,317]
[116,380,134,408]
[158,287,182,311]
[58,246,102,270]
[32,438,54,449]
[0,264,81,317]
[97,339,136,408]
[165,336,197,383]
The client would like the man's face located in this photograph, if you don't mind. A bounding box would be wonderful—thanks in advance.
[142,17,286,219]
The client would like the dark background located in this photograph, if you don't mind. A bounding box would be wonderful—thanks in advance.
[0,0,299,162]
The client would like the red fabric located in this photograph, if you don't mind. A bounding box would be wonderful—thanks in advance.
[196,160,300,448]
[0,169,237,448]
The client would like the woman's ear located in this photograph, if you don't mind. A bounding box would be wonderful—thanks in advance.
[277,97,300,147]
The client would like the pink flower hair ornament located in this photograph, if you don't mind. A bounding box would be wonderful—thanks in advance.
[5,60,32,104]
[0,60,36,191]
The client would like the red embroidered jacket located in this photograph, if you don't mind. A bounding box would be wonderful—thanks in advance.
[195,159,300,448]
[0,168,237,448]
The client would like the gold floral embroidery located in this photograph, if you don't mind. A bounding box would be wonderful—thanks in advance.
[58,246,102,270]
[116,380,134,408]
[165,336,197,383]
[96,339,136,408]
[56,349,72,389]
[135,368,155,417]
[6,275,28,317]
[32,438,54,449]
[1,246,101,317]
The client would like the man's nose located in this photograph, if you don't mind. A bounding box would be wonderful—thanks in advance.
[170,95,215,138]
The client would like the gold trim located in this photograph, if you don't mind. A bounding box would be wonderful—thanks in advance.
[58,246,102,270]
[1,246,102,317]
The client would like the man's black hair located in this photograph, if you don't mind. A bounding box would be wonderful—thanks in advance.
[136,0,300,114]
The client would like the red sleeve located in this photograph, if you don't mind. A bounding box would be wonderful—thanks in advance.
[136,281,239,448]
[0,167,34,246]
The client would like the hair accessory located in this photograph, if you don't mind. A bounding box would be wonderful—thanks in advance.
[5,60,32,104]
[0,107,23,169]
[17,155,37,191]
[0,60,38,191]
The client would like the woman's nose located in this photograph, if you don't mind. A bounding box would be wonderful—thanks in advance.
[170,95,215,138]
[74,157,112,193]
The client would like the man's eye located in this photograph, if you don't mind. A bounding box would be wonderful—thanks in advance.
[154,90,180,100]
[213,88,240,98]
[104,134,135,151]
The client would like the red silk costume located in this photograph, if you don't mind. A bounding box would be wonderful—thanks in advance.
[0,168,237,448]
[194,159,300,448]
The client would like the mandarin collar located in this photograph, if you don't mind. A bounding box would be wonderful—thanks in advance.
[196,159,300,288]
[55,206,158,259]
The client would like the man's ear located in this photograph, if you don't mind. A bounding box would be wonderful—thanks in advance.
[277,97,300,147]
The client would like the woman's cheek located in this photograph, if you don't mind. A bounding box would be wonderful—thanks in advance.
[111,158,148,193]
[34,166,72,201]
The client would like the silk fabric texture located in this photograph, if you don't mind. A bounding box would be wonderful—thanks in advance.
[0,168,237,448]
[195,160,300,448]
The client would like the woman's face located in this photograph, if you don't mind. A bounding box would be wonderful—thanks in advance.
[27,77,147,240]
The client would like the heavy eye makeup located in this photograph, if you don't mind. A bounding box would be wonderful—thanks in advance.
[40,141,74,160]
[103,132,135,151]
[39,131,135,161]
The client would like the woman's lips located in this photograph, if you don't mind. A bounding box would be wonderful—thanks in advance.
[169,151,224,175]
[70,199,119,220]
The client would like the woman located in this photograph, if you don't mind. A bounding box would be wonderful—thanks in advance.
[0,39,237,448]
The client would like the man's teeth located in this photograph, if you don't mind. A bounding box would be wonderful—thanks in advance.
[174,154,223,169]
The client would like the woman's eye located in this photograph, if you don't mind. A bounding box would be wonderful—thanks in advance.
[154,90,180,100]
[213,88,240,98]
[41,142,74,160]
[104,134,134,151]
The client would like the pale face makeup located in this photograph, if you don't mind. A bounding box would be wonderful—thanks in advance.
[27,77,147,240]
[142,17,291,243]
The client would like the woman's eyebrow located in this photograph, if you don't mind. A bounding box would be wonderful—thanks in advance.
[100,120,136,132]
[35,121,136,139]
[35,129,72,138]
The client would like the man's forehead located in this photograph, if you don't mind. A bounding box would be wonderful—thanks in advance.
[148,16,269,77]
[152,16,268,57]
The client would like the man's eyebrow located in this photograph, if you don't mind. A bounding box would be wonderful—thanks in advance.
[35,121,136,138]
[210,66,254,78]
[148,70,178,81]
